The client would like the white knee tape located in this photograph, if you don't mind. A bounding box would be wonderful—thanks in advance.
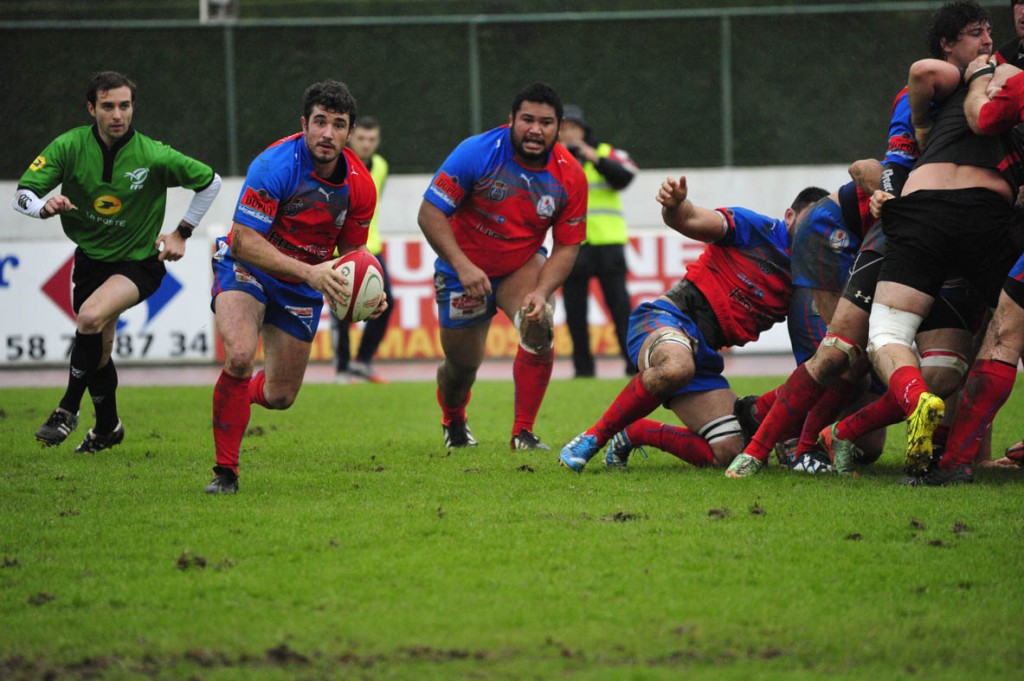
[866,304,923,358]
[514,304,554,354]
[920,349,969,377]
[698,414,743,444]
[643,329,694,369]
[819,333,863,369]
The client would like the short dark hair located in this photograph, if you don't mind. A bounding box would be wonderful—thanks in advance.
[790,186,829,214]
[302,80,357,121]
[927,1,991,59]
[511,81,564,120]
[86,71,136,106]
[355,115,380,131]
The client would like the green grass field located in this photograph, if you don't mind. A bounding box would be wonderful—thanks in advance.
[2,374,1023,680]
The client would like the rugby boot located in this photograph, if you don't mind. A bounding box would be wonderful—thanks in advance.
[74,422,125,453]
[35,408,79,446]
[905,392,945,475]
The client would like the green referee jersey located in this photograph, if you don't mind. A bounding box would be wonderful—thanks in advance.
[18,125,215,262]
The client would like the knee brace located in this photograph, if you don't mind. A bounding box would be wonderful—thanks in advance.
[642,328,695,369]
[514,303,554,354]
[866,304,923,360]
[819,332,863,370]
[920,348,969,378]
[698,414,743,444]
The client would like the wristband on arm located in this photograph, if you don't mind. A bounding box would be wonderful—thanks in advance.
[966,63,997,86]
[11,188,47,219]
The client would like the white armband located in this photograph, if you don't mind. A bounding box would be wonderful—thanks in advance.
[181,173,222,229]
[11,188,47,219]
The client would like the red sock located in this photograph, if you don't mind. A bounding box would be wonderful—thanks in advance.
[795,377,858,454]
[834,391,904,442]
[587,370,664,446]
[213,371,251,474]
[625,418,714,467]
[746,364,826,461]
[754,387,779,421]
[933,424,949,449]
[942,359,1017,468]
[248,370,271,409]
[887,365,928,417]
[437,387,471,426]
[512,347,553,434]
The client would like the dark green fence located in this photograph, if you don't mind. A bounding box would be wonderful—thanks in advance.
[0,3,1013,179]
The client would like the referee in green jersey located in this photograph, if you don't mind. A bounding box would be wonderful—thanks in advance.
[12,71,221,453]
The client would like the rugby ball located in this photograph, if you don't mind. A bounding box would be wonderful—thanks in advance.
[328,250,385,322]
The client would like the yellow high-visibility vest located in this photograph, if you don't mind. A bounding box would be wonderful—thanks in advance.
[365,153,389,256]
[583,143,628,246]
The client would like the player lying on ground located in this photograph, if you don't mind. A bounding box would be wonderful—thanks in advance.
[558,176,825,473]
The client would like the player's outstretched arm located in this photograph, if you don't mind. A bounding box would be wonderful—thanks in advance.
[417,200,491,298]
[657,176,728,243]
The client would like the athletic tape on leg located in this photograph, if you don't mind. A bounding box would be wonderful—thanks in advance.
[819,332,863,369]
[920,348,969,376]
[643,329,694,369]
[866,303,923,358]
[698,414,743,444]
[514,304,554,354]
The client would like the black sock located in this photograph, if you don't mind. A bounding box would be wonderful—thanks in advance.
[89,360,119,433]
[59,332,103,414]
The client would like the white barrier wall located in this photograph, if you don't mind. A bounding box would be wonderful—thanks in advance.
[0,165,852,367]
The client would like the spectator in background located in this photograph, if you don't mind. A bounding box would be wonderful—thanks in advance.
[12,70,221,453]
[332,116,394,383]
[558,104,639,377]
[995,0,1024,67]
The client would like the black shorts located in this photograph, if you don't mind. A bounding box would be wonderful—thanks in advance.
[918,278,988,333]
[662,279,727,350]
[72,248,166,313]
[878,188,1018,307]
[841,248,883,313]
[843,248,987,333]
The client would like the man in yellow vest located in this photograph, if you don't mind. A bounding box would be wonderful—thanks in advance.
[333,116,394,383]
[559,104,639,377]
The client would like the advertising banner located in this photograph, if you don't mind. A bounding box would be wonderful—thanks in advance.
[0,240,215,366]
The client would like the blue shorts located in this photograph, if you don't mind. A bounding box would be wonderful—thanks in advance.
[791,197,861,292]
[433,258,506,329]
[1005,251,1024,308]
[211,238,323,342]
[787,286,827,365]
[625,299,730,400]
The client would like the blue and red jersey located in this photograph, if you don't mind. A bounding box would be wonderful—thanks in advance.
[423,125,587,277]
[683,206,792,347]
[228,133,376,275]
